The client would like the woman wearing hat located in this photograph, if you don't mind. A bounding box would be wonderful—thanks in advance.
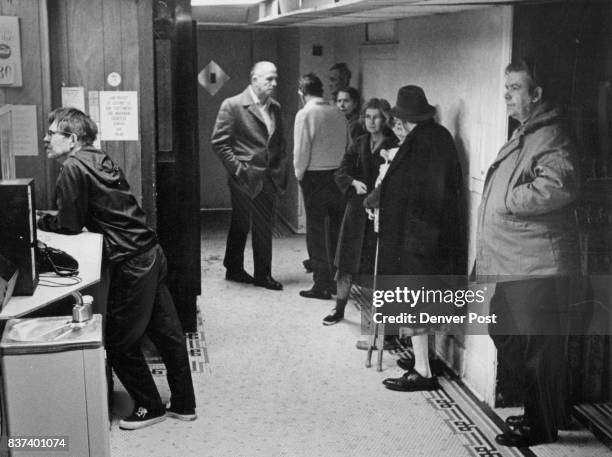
[366,85,467,391]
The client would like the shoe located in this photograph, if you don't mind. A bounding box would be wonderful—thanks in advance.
[506,414,526,428]
[396,357,415,371]
[303,259,313,273]
[119,406,166,430]
[300,287,331,300]
[166,407,197,422]
[355,338,400,351]
[495,427,556,447]
[322,308,344,325]
[253,276,283,291]
[225,269,254,284]
[382,370,439,392]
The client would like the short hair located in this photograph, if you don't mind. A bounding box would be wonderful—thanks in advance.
[298,73,323,97]
[336,87,362,112]
[361,98,392,124]
[48,107,97,146]
[250,61,276,80]
[505,59,544,97]
[329,62,351,85]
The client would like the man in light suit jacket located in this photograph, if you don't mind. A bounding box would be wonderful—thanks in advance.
[211,61,287,291]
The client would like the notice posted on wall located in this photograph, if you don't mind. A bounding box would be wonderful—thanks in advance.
[99,91,139,141]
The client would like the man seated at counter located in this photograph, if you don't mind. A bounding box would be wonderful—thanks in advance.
[38,107,196,430]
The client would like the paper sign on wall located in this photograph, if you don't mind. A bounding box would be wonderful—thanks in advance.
[99,91,139,141]
[0,16,22,87]
[61,87,85,112]
[10,105,38,156]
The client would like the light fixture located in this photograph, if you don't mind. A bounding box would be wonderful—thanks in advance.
[191,0,263,5]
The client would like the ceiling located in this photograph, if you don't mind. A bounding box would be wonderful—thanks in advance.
[192,0,551,27]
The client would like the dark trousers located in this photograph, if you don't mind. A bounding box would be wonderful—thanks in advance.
[106,244,196,413]
[224,177,274,279]
[489,278,568,441]
[300,170,344,289]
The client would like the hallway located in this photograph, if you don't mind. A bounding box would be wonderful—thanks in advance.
[109,214,612,457]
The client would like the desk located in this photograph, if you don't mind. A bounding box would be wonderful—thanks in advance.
[0,231,103,319]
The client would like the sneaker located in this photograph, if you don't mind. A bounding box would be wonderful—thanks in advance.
[322,308,344,326]
[119,406,166,430]
[165,401,197,421]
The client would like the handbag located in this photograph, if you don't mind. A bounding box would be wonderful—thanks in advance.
[36,241,79,277]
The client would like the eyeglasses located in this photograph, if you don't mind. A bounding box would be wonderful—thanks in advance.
[45,129,72,138]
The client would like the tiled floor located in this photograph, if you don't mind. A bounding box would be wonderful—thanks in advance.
[109,214,612,457]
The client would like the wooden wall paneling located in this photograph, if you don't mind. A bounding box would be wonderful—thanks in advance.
[48,0,69,108]
[101,0,125,171]
[119,0,142,202]
[1,0,49,208]
[137,0,156,226]
[38,0,53,208]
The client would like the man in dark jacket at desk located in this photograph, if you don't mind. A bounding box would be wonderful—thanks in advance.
[38,107,196,430]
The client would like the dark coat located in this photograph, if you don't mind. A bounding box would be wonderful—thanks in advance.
[211,87,287,198]
[334,133,397,273]
[376,119,466,276]
[38,146,157,264]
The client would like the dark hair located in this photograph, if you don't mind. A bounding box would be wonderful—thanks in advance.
[48,107,98,146]
[329,62,351,85]
[298,73,323,97]
[505,59,545,98]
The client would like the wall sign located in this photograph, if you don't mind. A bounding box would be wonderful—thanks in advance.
[99,91,139,141]
[0,16,22,87]
[61,86,85,111]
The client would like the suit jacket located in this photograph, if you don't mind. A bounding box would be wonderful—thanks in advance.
[211,87,287,197]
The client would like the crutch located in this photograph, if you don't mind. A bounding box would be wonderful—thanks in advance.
[365,231,384,371]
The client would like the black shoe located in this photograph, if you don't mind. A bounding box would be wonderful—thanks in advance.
[382,370,439,392]
[506,414,526,428]
[495,427,556,447]
[322,308,344,325]
[254,276,283,290]
[302,259,313,273]
[396,357,415,371]
[166,407,197,422]
[119,406,166,430]
[300,287,331,300]
[225,269,254,284]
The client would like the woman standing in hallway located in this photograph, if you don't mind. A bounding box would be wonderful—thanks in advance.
[323,98,397,325]
[336,87,365,144]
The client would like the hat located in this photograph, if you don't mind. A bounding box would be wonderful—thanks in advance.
[390,85,436,122]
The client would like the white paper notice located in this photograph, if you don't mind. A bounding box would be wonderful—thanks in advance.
[11,105,38,156]
[61,86,86,111]
[99,91,139,141]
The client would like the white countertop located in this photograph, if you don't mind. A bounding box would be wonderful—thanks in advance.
[0,230,103,319]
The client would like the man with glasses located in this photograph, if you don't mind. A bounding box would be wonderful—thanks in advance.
[38,107,196,430]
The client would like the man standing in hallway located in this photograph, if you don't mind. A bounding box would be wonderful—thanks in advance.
[294,73,348,299]
[476,59,580,447]
[328,62,351,100]
[211,61,287,291]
